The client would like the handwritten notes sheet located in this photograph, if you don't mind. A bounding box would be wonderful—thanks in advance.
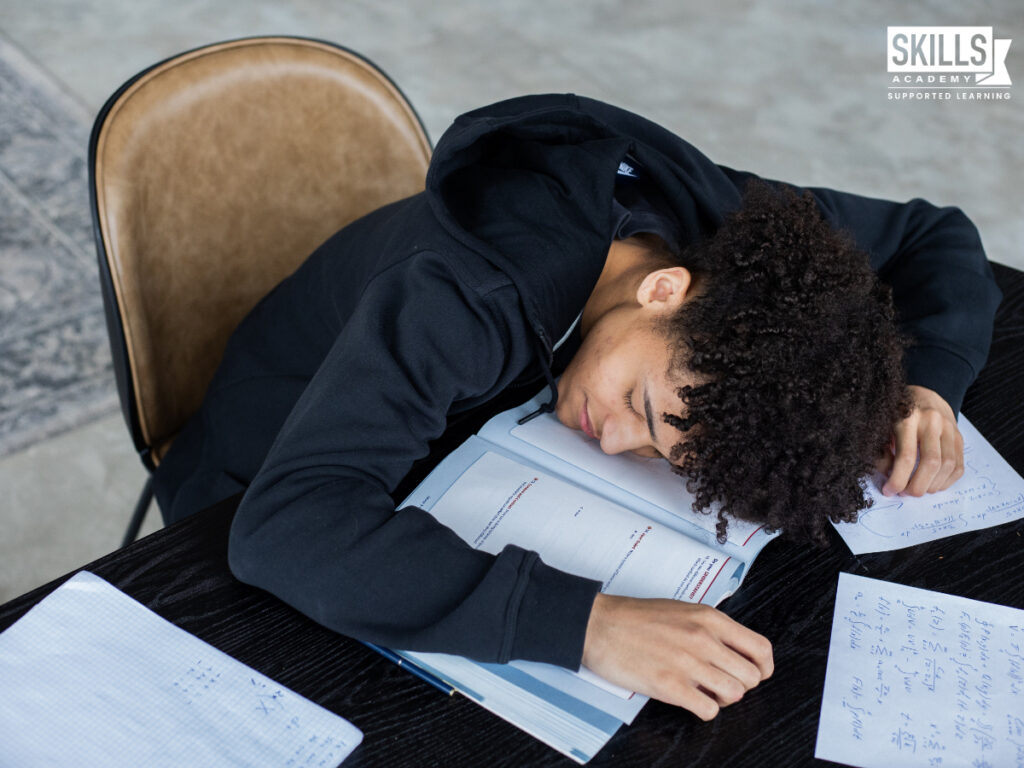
[0,572,362,767]
[833,416,1024,554]
[816,572,1024,768]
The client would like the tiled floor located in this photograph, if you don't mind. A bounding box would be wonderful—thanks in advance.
[1,1,1021,603]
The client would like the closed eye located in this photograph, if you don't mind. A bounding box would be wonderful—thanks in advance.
[624,390,641,417]
[625,390,663,459]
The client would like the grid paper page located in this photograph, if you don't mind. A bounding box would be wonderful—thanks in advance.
[0,571,362,767]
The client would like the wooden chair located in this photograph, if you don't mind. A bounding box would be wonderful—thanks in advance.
[88,37,432,546]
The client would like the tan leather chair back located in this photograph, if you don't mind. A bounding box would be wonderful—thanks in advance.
[91,37,431,465]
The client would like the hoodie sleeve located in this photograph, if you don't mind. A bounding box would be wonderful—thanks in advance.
[228,250,600,669]
[715,166,1002,415]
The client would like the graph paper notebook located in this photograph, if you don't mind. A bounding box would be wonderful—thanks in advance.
[0,571,363,767]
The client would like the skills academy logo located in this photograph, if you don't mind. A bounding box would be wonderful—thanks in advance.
[887,26,1013,101]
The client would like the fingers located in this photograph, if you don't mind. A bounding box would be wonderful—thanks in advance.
[650,639,763,721]
[924,420,961,493]
[942,429,966,491]
[581,596,773,721]
[883,386,965,497]
[874,450,894,478]
[904,411,943,496]
[715,617,774,682]
[672,684,722,722]
[694,664,748,714]
[664,622,766,716]
[882,417,918,496]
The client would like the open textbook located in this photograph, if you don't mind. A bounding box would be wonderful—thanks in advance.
[390,393,777,764]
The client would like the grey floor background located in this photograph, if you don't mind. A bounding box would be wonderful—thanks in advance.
[0,35,118,461]
[1,1,1021,603]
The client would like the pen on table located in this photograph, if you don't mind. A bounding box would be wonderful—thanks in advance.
[361,641,456,696]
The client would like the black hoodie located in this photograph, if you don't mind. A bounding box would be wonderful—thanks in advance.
[154,94,1001,670]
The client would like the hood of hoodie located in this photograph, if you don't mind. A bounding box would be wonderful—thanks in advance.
[424,94,746,362]
[425,94,630,360]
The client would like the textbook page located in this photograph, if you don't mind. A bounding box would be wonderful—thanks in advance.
[408,441,739,605]
[832,416,1024,554]
[0,572,363,768]
[815,572,1024,768]
[478,394,774,558]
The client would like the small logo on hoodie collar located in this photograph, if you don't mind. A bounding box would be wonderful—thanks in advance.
[617,160,639,178]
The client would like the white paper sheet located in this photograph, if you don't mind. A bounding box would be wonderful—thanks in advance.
[832,416,1024,554]
[0,572,363,767]
[815,572,1024,768]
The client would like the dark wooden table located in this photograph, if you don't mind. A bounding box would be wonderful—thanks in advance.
[3,263,1022,767]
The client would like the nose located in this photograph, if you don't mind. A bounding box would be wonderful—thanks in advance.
[598,416,651,457]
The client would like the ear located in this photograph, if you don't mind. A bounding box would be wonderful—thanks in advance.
[635,267,692,315]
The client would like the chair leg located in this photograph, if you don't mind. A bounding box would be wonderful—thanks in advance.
[122,475,155,548]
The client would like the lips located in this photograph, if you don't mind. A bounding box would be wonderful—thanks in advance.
[580,398,598,440]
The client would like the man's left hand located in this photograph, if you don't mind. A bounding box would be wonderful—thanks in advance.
[877,385,964,497]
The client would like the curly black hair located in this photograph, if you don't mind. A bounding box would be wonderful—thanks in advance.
[658,180,912,546]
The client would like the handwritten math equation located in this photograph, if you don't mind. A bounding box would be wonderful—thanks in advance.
[818,573,1024,768]
[171,662,355,766]
[171,659,222,703]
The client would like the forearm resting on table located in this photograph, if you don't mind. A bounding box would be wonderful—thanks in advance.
[581,592,773,721]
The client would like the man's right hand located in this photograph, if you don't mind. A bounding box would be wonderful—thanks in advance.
[581,593,773,721]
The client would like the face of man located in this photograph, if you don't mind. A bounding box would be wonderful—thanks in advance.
[555,304,690,460]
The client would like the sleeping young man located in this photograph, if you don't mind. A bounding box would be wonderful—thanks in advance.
[152,93,1001,721]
